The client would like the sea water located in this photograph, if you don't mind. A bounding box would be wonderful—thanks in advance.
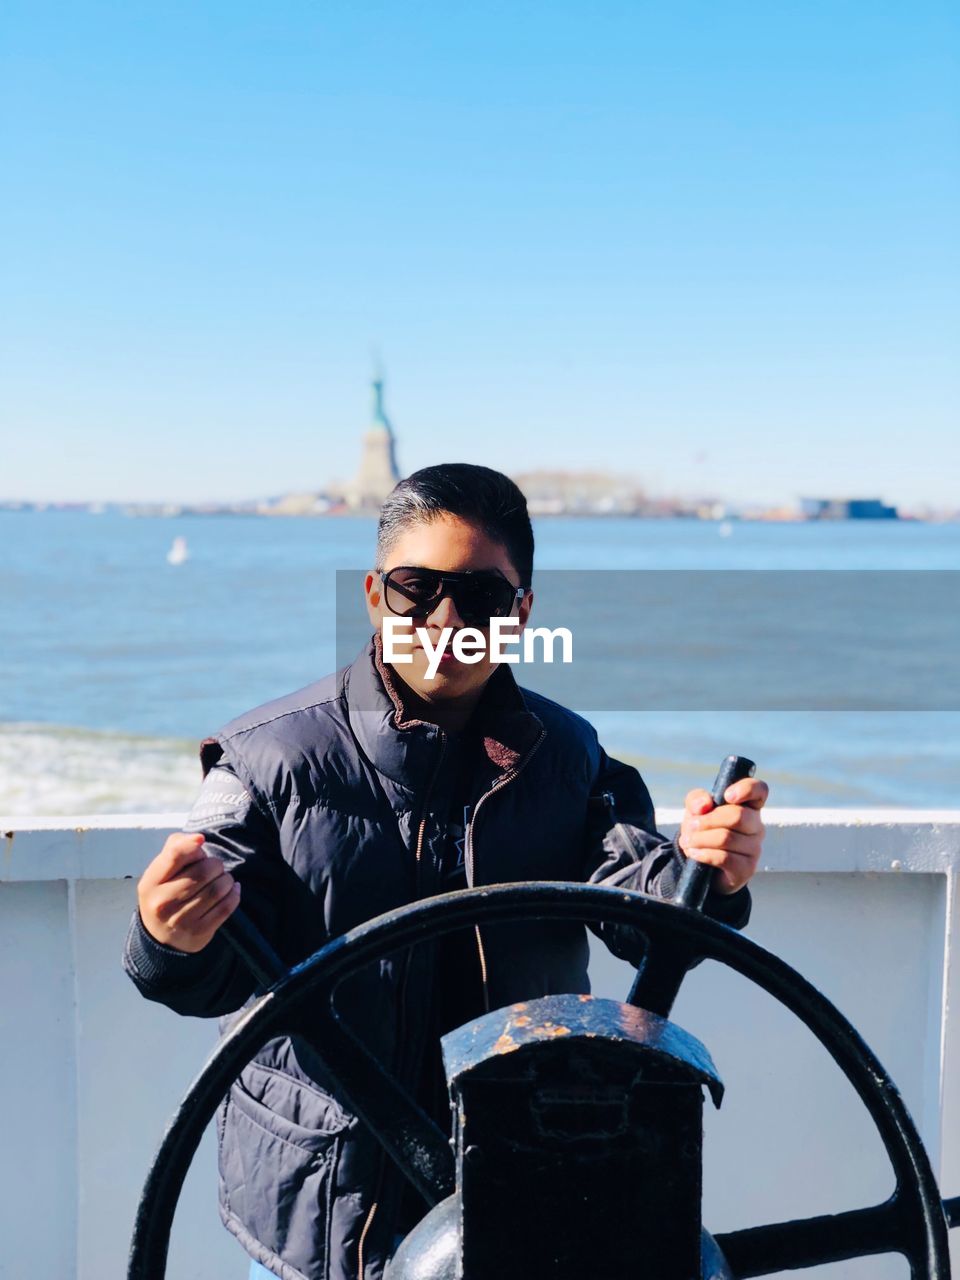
[1,510,957,814]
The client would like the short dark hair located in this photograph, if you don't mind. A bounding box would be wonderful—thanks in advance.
[375,463,534,586]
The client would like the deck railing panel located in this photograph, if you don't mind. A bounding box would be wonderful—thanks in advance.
[1,811,958,1279]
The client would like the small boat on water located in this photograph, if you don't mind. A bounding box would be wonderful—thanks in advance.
[166,536,189,565]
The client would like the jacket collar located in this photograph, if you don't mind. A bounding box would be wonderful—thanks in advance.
[347,631,544,791]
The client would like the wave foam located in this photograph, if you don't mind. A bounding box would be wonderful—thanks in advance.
[0,723,202,816]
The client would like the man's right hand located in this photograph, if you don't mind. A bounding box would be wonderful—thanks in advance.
[137,832,242,953]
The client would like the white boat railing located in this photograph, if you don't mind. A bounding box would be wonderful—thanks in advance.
[2,810,958,1279]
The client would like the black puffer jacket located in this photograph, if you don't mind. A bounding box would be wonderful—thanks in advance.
[123,633,749,1280]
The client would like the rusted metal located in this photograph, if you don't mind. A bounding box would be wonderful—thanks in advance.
[439,994,722,1280]
[442,993,723,1108]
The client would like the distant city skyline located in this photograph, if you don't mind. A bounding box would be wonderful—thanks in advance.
[2,2,957,508]
[1,366,953,514]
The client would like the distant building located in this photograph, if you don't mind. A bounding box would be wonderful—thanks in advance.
[263,493,333,517]
[800,497,899,520]
[346,375,402,511]
[847,498,898,519]
[512,469,649,516]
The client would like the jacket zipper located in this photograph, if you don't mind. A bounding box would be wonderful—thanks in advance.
[397,736,447,1077]
[464,727,547,1012]
[356,1198,378,1279]
[358,735,447,1276]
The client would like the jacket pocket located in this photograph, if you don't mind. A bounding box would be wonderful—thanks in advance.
[218,1062,350,1280]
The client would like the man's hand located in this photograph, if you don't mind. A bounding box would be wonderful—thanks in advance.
[677,777,768,895]
[137,832,241,953]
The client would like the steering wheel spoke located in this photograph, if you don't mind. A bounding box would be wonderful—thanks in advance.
[626,933,704,1017]
[714,1195,928,1276]
[292,993,455,1204]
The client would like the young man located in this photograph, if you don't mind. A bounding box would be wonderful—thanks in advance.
[124,464,767,1280]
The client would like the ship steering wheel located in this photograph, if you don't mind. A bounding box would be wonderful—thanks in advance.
[128,880,956,1279]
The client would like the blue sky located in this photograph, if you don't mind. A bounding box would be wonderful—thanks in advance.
[2,1,957,507]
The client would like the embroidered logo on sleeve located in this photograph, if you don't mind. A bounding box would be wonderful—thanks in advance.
[185,766,254,827]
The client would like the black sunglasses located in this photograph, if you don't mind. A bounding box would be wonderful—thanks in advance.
[379,565,526,627]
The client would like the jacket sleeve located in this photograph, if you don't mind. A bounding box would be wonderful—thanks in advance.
[122,751,284,1018]
[581,746,751,967]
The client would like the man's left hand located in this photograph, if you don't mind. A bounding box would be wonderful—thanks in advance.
[677,777,768,895]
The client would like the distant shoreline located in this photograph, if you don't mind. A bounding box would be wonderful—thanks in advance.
[2,504,954,523]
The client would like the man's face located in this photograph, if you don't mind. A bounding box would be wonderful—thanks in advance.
[364,513,533,707]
